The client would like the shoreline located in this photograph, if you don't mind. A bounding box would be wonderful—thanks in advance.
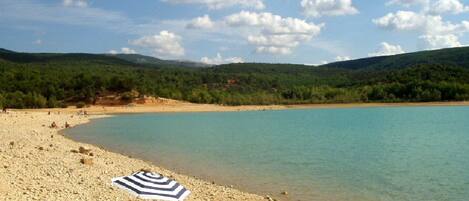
[2,101,469,200]
[0,111,267,201]
[14,101,469,115]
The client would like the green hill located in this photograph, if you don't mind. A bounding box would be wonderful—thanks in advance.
[1,47,469,108]
[322,46,469,70]
[109,53,209,68]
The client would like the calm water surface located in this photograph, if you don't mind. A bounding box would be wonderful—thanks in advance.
[66,106,469,201]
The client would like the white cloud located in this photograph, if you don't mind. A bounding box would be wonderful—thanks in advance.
[186,15,214,29]
[335,55,351,61]
[308,60,329,66]
[108,47,137,54]
[225,11,323,54]
[386,0,428,7]
[225,11,323,34]
[373,11,469,34]
[369,42,405,56]
[427,0,469,15]
[301,0,358,18]
[63,0,88,8]
[373,9,469,50]
[201,53,244,65]
[256,46,292,55]
[313,56,351,65]
[130,31,185,58]
[419,34,462,49]
[162,0,265,10]
[121,47,137,54]
[373,11,429,31]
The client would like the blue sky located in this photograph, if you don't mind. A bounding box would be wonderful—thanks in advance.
[1,0,468,65]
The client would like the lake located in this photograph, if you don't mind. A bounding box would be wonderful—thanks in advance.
[65,106,469,201]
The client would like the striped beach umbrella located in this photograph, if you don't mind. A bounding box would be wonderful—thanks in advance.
[112,171,191,201]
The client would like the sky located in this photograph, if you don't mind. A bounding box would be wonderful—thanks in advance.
[0,0,468,65]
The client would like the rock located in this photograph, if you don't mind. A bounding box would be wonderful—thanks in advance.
[281,191,288,195]
[50,135,54,138]
[71,149,79,153]
[80,158,93,165]
[9,141,14,146]
[78,146,91,155]
[38,147,44,151]
[89,152,94,156]
[140,168,152,173]
[265,195,274,201]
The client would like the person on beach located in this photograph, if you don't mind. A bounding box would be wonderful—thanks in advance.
[50,121,58,129]
[2,108,6,113]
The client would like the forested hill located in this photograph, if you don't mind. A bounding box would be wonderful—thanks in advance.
[321,46,469,70]
[1,47,469,109]
[109,54,209,68]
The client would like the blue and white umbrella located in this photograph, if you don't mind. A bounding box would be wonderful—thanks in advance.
[112,171,191,201]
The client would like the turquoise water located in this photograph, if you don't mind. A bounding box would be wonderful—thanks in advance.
[66,106,469,201]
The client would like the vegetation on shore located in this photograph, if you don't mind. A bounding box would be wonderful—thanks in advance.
[1,47,469,108]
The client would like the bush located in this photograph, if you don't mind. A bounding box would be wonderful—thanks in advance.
[120,90,139,102]
[23,92,47,108]
[47,96,60,108]
[5,91,26,109]
[76,102,86,108]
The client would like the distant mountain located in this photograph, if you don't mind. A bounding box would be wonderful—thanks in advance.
[0,48,15,53]
[0,48,209,68]
[322,46,469,70]
[108,53,210,68]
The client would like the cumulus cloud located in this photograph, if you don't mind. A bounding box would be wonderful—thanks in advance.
[373,10,468,34]
[121,47,137,54]
[376,0,469,50]
[386,0,428,7]
[373,9,469,49]
[371,11,464,34]
[225,11,323,34]
[419,34,462,49]
[186,15,214,29]
[63,0,88,8]
[130,31,185,58]
[301,0,358,18]
[201,53,244,65]
[369,42,405,57]
[335,55,351,61]
[373,11,428,31]
[225,11,323,54]
[427,0,469,15]
[108,47,137,54]
[162,0,265,10]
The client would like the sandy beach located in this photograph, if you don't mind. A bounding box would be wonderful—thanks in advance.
[17,99,469,115]
[0,111,266,201]
[2,100,469,201]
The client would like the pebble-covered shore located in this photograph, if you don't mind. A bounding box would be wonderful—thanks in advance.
[0,111,267,201]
